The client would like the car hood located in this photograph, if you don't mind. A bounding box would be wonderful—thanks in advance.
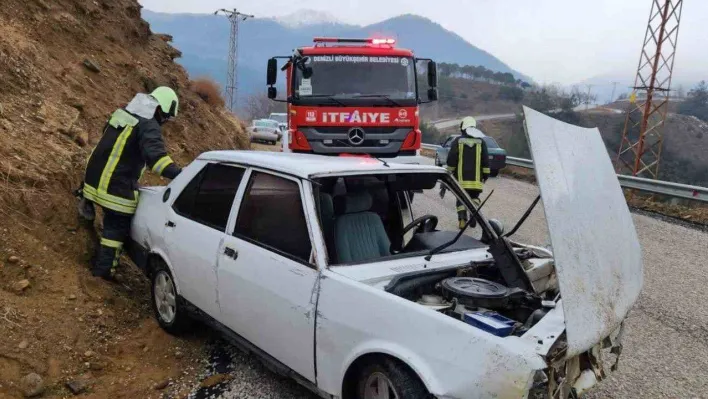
[523,106,643,357]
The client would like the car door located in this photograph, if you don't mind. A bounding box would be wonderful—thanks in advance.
[165,163,247,318]
[217,169,320,383]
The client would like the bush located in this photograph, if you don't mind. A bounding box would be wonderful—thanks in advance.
[479,92,493,102]
[498,86,524,103]
[420,121,442,144]
[191,77,225,108]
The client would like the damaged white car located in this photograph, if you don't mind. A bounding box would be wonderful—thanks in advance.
[127,107,642,399]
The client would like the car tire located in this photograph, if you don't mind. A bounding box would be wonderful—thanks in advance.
[490,169,499,177]
[355,358,429,399]
[151,261,191,334]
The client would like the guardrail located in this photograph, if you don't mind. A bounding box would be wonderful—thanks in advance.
[421,143,708,203]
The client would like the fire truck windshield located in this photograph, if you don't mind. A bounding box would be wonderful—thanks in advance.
[293,54,417,106]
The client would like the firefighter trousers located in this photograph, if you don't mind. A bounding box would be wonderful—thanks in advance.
[93,209,133,278]
[456,189,482,228]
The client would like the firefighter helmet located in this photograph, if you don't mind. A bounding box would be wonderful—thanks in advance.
[150,86,179,118]
[460,116,477,132]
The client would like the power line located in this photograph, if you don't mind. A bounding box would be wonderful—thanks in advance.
[214,8,254,112]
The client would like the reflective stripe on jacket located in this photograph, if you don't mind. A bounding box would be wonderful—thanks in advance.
[445,136,490,191]
[83,108,178,214]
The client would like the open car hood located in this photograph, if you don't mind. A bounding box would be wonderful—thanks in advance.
[523,106,643,357]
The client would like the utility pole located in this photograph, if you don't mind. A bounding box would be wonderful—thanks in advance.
[215,8,254,113]
[616,0,683,179]
[610,81,619,104]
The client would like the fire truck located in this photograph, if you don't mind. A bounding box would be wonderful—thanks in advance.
[266,37,438,160]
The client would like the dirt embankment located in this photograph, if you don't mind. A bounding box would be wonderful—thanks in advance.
[0,0,248,397]
[420,79,522,121]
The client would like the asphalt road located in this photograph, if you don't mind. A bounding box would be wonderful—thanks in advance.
[213,172,708,398]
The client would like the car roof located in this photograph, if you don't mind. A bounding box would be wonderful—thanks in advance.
[197,151,444,178]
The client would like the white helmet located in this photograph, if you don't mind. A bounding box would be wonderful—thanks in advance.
[460,116,477,132]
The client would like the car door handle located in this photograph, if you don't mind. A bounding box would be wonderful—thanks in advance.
[166,220,176,228]
[224,247,238,260]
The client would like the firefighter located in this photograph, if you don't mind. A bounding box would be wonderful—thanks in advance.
[445,116,491,229]
[80,87,182,281]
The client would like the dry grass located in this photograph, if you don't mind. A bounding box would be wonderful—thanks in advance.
[191,77,226,108]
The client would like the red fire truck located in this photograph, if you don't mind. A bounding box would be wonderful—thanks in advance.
[266,37,438,159]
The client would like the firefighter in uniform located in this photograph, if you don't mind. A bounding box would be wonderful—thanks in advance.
[80,87,182,281]
[445,116,491,229]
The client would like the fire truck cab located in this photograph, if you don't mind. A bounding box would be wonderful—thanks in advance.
[267,37,438,161]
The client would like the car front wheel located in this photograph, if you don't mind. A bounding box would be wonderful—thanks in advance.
[151,261,191,334]
[355,358,429,399]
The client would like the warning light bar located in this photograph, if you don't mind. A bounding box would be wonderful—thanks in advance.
[313,37,396,46]
[371,38,396,45]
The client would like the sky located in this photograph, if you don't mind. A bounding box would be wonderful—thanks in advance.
[139,0,708,86]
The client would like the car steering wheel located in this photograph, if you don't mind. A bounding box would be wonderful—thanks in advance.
[402,215,439,236]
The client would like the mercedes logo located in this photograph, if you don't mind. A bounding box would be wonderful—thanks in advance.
[347,127,365,146]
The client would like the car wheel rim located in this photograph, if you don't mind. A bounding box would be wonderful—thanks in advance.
[364,372,399,399]
[154,271,176,324]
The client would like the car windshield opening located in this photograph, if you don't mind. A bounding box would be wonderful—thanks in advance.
[293,55,417,106]
[313,172,492,266]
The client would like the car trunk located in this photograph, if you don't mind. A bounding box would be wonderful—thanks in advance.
[523,106,643,357]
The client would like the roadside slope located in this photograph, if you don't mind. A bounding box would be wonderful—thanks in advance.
[0,0,247,397]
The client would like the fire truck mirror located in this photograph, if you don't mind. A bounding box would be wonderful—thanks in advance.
[428,88,439,101]
[427,60,438,88]
[267,58,278,86]
[268,86,277,100]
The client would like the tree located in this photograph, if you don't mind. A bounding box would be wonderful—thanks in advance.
[472,66,483,81]
[524,88,555,112]
[678,81,708,122]
[501,72,516,86]
[244,93,285,121]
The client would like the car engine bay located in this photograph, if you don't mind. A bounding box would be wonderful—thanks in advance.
[385,247,559,337]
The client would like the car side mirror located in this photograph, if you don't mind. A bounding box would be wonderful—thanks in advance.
[488,219,505,236]
[268,86,277,99]
[267,58,278,86]
[427,60,437,87]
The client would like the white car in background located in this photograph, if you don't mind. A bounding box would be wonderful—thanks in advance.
[249,119,280,145]
[268,112,288,133]
[127,108,641,399]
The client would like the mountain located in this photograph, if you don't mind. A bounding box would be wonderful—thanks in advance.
[273,9,343,28]
[142,9,531,111]
[574,72,703,104]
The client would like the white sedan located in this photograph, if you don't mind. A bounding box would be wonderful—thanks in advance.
[127,109,641,398]
[249,119,280,144]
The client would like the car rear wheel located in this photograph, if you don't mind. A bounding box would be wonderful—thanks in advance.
[151,261,191,334]
[355,358,428,399]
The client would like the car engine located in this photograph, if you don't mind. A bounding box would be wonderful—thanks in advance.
[386,260,558,337]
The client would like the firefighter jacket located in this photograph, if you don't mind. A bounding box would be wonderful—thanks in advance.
[83,108,180,215]
[445,135,491,191]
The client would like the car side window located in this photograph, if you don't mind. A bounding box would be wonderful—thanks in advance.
[234,172,313,264]
[172,163,246,231]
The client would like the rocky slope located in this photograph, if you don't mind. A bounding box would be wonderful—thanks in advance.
[0,0,248,397]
